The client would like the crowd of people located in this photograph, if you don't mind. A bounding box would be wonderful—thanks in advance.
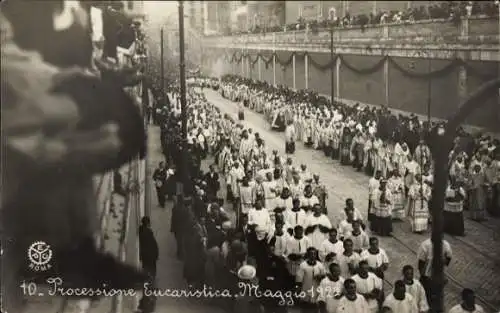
[223,1,500,36]
[219,75,500,236]
[150,79,490,313]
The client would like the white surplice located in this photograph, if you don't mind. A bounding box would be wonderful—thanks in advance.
[319,238,344,264]
[247,208,271,240]
[337,252,361,279]
[317,276,345,313]
[351,273,383,313]
[284,236,311,276]
[296,260,326,303]
[284,208,308,232]
[383,293,419,313]
[336,294,370,313]
[305,214,332,250]
[404,279,429,313]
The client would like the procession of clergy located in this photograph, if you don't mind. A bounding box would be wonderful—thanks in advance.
[216,75,500,239]
[178,81,491,312]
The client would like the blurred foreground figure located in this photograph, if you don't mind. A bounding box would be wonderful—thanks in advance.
[1,2,146,312]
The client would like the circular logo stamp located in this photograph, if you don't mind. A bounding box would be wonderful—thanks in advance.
[28,241,53,271]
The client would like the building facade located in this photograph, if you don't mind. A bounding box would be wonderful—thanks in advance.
[248,1,286,30]
[186,1,205,32]
[204,1,232,34]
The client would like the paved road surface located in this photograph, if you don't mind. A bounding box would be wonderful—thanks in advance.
[202,88,500,312]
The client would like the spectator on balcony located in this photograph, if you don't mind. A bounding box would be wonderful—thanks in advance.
[465,2,473,17]
[380,11,389,24]
[393,11,404,23]
[342,12,352,27]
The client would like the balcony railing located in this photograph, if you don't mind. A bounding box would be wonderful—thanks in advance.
[203,16,499,47]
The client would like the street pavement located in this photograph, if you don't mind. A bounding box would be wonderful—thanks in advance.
[202,88,500,312]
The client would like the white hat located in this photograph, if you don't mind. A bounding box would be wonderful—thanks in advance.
[237,265,256,280]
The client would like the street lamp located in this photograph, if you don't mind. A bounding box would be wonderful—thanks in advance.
[160,12,178,91]
[178,0,189,199]
[330,24,335,106]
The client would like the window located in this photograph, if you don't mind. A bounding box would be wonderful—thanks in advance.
[127,1,133,10]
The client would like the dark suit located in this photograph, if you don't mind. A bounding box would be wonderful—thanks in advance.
[139,225,159,279]
[204,171,220,197]
[152,168,167,207]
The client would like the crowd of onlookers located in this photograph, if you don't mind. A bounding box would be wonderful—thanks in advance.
[218,1,499,36]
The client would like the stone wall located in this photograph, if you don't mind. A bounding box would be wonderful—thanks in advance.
[204,17,499,49]
[203,15,499,131]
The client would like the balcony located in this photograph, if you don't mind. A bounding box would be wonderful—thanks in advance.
[203,16,499,49]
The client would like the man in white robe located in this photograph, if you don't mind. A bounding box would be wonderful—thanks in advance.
[239,130,255,161]
[448,288,485,313]
[284,225,311,277]
[267,220,290,259]
[417,238,452,306]
[318,263,345,313]
[351,260,383,313]
[319,228,344,266]
[383,280,419,313]
[239,176,255,216]
[248,201,272,241]
[262,173,277,210]
[229,161,245,195]
[285,122,296,154]
[337,239,361,279]
[296,247,326,305]
[305,204,332,251]
[402,265,429,313]
[336,278,370,313]
[284,198,308,233]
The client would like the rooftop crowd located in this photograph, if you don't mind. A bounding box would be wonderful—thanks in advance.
[148,76,496,312]
[220,1,500,36]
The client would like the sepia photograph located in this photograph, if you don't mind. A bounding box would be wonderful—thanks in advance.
[1,1,499,313]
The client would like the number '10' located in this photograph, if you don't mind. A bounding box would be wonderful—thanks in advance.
[20,281,37,296]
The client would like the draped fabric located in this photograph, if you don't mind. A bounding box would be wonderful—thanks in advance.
[226,51,494,79]
[221,49,498,128]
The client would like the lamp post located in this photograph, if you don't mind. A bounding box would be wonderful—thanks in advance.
[427,53,432,132]
[330,25,335,105]
[426,0,432,130]
[160,28,164,91]
[178,0,189,197]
